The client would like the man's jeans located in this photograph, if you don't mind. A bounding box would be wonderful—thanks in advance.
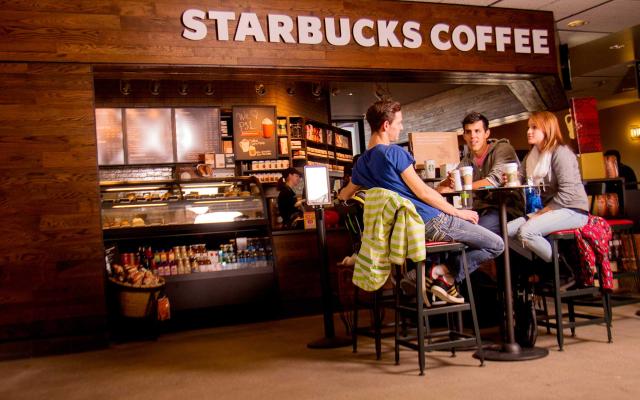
[424,213,505,282]
[507,208,588,263]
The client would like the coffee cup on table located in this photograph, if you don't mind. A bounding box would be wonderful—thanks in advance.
[504,163,519,187]
[460,166,473,190]
[425,160,436,179]
[450,169,463,191]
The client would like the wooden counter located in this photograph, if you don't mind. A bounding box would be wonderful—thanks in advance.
[272,229,353,316]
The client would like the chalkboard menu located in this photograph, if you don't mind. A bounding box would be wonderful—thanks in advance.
[233,105,277,160]
[175,108,221,162]
[95,108,124,165]
[125,108,173,164]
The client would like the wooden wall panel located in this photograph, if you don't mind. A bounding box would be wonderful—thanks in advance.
[0,63,107,355]
[0,0,557,76]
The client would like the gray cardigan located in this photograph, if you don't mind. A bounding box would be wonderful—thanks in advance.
[521,145,588,212]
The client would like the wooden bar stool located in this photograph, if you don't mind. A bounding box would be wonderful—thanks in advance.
[536,229,612,351]
[394,241,484,376]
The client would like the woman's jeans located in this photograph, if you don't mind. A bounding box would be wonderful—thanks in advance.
[507,208,588,263]
[424,213,504,282]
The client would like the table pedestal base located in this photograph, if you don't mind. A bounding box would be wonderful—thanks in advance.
[474,344,548,361]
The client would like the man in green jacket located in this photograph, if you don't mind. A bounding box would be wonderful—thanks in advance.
[438,112,524,235]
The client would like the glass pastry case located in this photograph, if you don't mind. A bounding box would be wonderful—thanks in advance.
[99,176,275,311]
[100,176,268,236]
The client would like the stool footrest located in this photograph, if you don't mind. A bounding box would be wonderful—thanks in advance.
[396,337,477,352]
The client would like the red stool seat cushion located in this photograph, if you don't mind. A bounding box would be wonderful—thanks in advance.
[549,229,575,235]
[425,241,451,247]
[605,219,634,226]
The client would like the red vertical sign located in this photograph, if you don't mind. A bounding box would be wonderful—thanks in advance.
[570,97,602,154]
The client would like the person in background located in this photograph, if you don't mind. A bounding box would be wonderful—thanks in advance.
[437,111,524,235]
[507,111,589,263]
[604,149,637,190]
[277,167,304,228]
[339,100,504,304]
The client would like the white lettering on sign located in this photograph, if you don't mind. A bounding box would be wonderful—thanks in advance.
[325,17,351,46]
[268,14,296,43]
[353,18,375,47]
[377,20,401,48]
[532,29,549,54]
[298,16,323,45]
[403,21,422,49]
[181,9,551,55]
[235,12,267,42]
[208,11,235,41]
[182,9,207,40]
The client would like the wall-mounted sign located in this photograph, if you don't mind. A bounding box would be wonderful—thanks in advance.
[95,108,124,165]
[233,105,277,160]
[126,108,174,164]
[182,9,550,55]
[409,132,460,167]
[175,107,221,162]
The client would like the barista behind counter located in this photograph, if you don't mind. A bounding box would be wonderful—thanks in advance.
[277,167,305,229]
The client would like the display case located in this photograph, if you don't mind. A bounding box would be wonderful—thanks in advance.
[100,176,276,311]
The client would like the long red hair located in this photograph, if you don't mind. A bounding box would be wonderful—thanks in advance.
[529,111,564,152]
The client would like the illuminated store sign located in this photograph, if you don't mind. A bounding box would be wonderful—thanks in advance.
[181,9,550,55]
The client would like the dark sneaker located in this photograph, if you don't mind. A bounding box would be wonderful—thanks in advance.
[400,267,435,307]
[431,277,465,304]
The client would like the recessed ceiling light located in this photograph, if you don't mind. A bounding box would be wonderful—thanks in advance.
[609,44,625,50]
[348,92,353,96]
[567,19,588,28]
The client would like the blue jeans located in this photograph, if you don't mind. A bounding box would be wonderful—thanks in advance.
[425,213,505,282]
[478,208,501,236]
[507,208,588,262]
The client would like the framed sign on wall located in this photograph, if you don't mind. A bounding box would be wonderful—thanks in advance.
[233,105,277,160]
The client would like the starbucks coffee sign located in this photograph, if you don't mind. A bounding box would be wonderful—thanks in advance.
[182,9,550,55]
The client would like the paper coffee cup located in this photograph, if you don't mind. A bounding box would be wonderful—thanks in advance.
[450,169,463,191]
[426,160,436,179]
[460,166,473,190]
[440,163,453,178]
[504,163,519,187]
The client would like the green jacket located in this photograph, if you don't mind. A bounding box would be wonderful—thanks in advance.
[459,138,524,219]
[353,188,426,291]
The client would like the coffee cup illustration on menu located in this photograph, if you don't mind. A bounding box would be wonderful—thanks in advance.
[239,139,250,152]
[262,118,274,139]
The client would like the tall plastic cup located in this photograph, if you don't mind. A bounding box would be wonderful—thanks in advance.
[460,166,473,190]
[504,163,519,187]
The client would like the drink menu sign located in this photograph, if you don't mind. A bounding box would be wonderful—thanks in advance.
[175,107,221,162]
[232,105,277,160]
[125,108,174,164]
[95,108,124,165]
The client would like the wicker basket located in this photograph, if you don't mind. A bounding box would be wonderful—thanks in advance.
[108,277,165,318]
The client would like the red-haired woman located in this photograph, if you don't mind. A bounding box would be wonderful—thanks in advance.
[507,111,589,262]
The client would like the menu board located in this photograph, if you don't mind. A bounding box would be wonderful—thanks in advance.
[409,132,460,167]
[232,105,277,160]
[175,108,221,162]
[125,108,174,164]
[95,108,124,165]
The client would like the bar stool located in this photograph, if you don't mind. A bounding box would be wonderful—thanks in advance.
[351,279,396,359]
[584,181,639,310]
[536,229,612,351]
[394,241,484,376]
[335,191,396,360]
